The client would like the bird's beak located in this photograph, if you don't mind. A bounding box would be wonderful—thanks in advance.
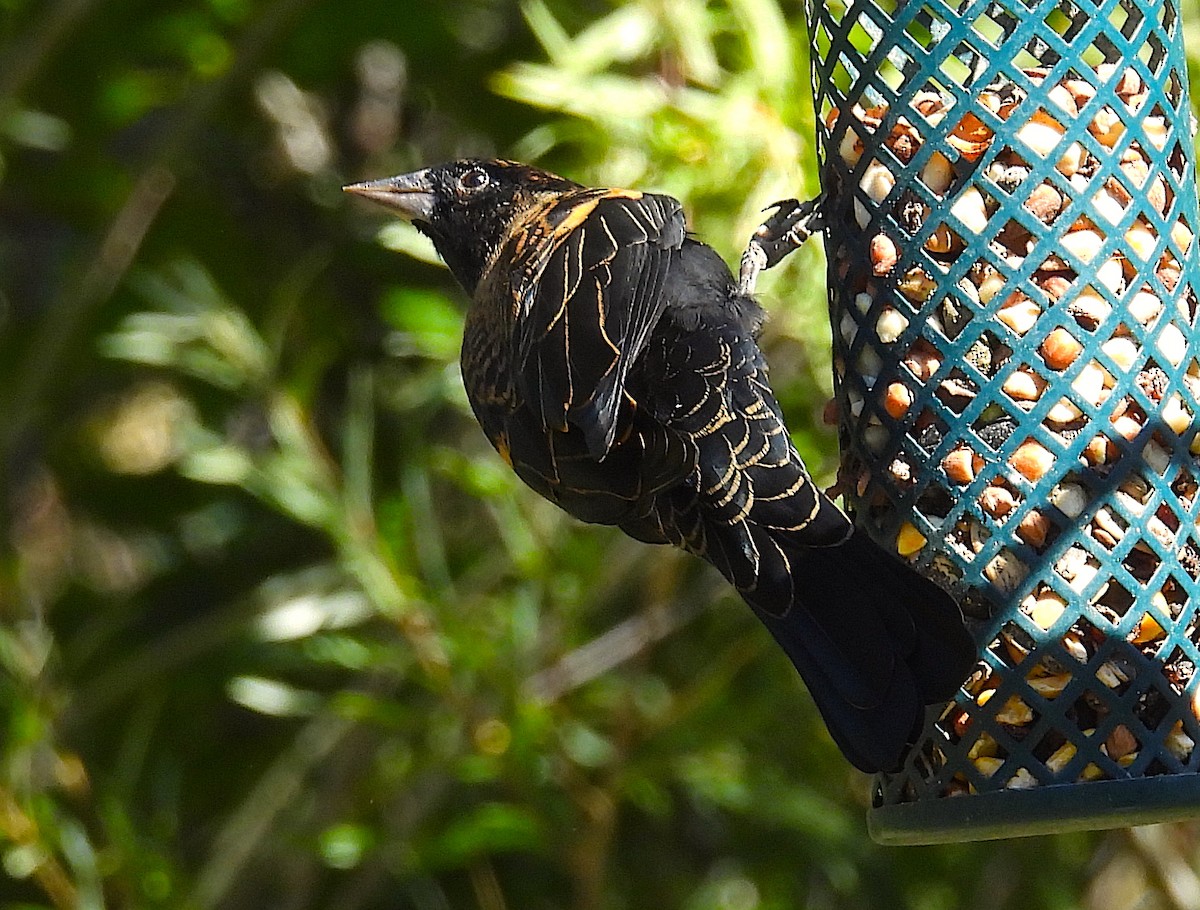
[343,170,435,221]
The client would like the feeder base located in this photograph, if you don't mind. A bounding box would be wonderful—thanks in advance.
[869,775,1200,845]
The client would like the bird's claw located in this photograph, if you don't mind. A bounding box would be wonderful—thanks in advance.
[737,196,827,296]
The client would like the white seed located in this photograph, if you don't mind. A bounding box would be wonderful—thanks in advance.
[1050,482,1089,519]
[1057,545,1100,593]
[854,292,873,314]
[1057,142,1086,177]
[1071,362,1108,408]
[858,344,883,380]
[1007,768,1038,790]
[1121,154,1151,189]
[1062,632,1090,663]
[1096,257,1126,295]
[1093,507,1125,547]
[1092,187,1130,226]
[889,457,913,483]
[1112,413,1142,441]
[860,159,895,204]
[840,312,857,345]
[1147,175,1169,216]
[1143,116,1170,151]
[922,152,954,195]
[1048,84,1077,114]
[1163,393,1193,435]
[1128,290,1164,326]
[1102,336,1139,371]
[1047,397,1083,425]
[1084,434,1116,466]
[854,198,871,230]
[1157,323,1187,368]
[1017,114,1066,159]
[1127,220,1158,261]
[1061,229,1104,263]
[975,266,1007,304]
[1069,286,1111,330]
[1065,78,1098,108]
[950,186,989,235]
[997,294,1041,336]
[1096,661,1130,689]
[1171,220,1194,255]
[876,306,909,343]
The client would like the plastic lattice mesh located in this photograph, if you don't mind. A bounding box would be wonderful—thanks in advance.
[807,0,1200,839]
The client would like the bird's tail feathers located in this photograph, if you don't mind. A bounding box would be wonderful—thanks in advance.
[715,523,974,773]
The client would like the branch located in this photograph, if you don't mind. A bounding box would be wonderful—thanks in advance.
[523,592,713,704]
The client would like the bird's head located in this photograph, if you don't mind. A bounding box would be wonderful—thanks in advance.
[344,158,581,294]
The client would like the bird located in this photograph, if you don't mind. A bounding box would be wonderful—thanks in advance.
[344,159,975,772]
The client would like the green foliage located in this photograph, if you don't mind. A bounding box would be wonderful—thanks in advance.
[2,1,1200,909]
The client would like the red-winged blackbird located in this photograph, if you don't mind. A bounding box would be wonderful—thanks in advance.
[345,159,974,772]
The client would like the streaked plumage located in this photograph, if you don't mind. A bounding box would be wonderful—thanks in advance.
[345,159,975,772]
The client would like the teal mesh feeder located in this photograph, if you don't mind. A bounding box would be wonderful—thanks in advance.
[807,0,1200,842]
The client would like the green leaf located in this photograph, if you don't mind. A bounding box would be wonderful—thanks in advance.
[380,288,463,360]
[424,803,544,867]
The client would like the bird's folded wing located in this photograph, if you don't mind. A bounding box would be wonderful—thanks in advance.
[508,190,687,456]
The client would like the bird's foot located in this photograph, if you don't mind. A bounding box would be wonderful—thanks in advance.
[737,196,826,296]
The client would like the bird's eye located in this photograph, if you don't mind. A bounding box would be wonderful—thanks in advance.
[459,168,489,191]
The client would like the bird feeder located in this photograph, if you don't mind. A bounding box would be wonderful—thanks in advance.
[807,0,1200,842]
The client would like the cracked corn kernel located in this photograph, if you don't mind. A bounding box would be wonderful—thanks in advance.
[1027,590,1067,630]
[884,382,913,419]
[1046,742,1077,774]
[1011,440,1055,481]
[897,521,927,557]
[1040,327,1084,370]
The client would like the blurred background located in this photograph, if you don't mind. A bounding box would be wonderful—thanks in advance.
[3,0,1200,907]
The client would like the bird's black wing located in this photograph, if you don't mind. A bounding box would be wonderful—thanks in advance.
[508,189,687,457]
[637,290,973,772]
